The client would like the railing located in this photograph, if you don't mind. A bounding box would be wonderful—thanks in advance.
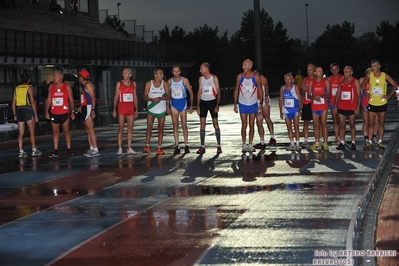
[0,28,196,64]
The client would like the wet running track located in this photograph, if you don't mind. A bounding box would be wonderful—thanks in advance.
[0,100,398,265]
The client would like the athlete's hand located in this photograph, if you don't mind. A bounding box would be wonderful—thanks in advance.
[112,110,117,118]
[333,107,338,115]
[71,112,76,121]
[45,112,50,120]
[233,105,238,113]
[134,110,138,119]
[34,114,39,123]
[354,108,360,115]
[166,107,171,115]
[214,105,219,113]
[189,106,193,114]
[280,112,283,120]
[196,107,200,116]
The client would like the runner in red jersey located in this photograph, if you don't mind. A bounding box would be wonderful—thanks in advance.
[308,66,330,151]
[328,63,344,145]
[334,66,361,150]
[113,68,139,156]
[45,70,75,158]
[300,63,315,148]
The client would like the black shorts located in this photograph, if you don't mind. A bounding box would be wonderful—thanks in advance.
[50,113,69,124]
[16,106,34,122]
[337,109,355,117]
[367,104,387,113]
[301,103,312,121]
[199,99,218,119]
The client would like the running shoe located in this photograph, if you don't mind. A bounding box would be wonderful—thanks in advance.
[174,146,180,155]
[142,146,150,153]
[336,143,345,150]
[156,147,165,155]
[294,144,302,151]
[184,146,190,154]
[286,144,295,151]
[31,149,42,157]
[242,144,247,153]
[364,142,373,150]
[48,150,59,158]
[323,142,329,151]
[126,148,138,155]
[301,140,310,148]
[309,143,321,150]
[247,144,256,152]
[351,143,357,150]
[268,138,277,145]
[377,142,384,149]
[254,142,266,149]
[87,150,100,157]
[18,151,27,158]
[217,145,222,154]
[197,146,206,154]
[117,148,123,156]
[83,149,92,157]
[67,150,73,158]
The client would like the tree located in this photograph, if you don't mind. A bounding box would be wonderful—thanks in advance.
[376,21,399,73]
[311,21,359,70]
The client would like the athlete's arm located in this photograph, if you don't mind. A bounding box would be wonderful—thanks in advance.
[278,86,284,120]
[28,85,38,123]
[233,74,241,113]
[133,81,139,118]
[213,75,221,112]
[197,77,202,115]
[67,84,76,120]
[142,81,151,102]
[45,84,52,119]
[385,73,399,99]
[112,81,120,117]
[354,79,361,115]
[11,88,17,120]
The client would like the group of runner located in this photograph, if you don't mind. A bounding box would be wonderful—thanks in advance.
[278,59,398,152]
[11,59,397,158]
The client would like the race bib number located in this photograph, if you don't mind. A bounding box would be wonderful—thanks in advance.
[313,98,325,105]
[341,91,351,100]
[284,99,294,107]
[242,85,254,95]
[171,87,182,99]
[122,93,133,102]
[332,88,338,96]
[372,87,382,96]
[202,86,213,95]
[52,97,63,106]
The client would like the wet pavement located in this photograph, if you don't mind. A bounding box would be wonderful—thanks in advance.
[0,100,398,265]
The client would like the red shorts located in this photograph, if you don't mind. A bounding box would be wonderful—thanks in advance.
[118,102,135,116]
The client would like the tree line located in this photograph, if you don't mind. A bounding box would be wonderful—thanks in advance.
[153,8,399,92]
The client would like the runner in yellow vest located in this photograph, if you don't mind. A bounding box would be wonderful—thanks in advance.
[11,73,42,158]
[362,59,398,149]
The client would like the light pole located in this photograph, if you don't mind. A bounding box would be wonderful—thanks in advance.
[117,2,121,19]
[305,3,309,63]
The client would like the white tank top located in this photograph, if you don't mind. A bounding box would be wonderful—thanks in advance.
[200,75,217,101]
[147,80,167,114]
[239,75,258,106]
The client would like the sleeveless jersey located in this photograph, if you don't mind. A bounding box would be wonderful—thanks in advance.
[81,83,94,106]
[282,85,299,114]
[361,81,370,107]
[328,74,344,107]
[238,73,258,106]
[49,83,69,115]
[295,74,303,89]
[170,77,187,100]
[303,76,313,105]
[337,78,358,111]
[369,72,387,106]
[15,85,31,106]
[200,75,217,101]
[147,80,167,114]
[118,80,135,103]
[311,78,328,111]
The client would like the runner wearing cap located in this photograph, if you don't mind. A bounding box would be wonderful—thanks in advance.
[77,69,100,157]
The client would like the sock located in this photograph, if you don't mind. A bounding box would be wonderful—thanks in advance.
[200,129,205,146]
[90,146,94,151]
[20,149,24,153]
[364,135,368,141]
[290,141,294,146]
[270,135,274,139]
[93,148,98,152]
[32,147,37,152]
[296,141,300,146]
[260,140,264,144]
[215,129,221,145]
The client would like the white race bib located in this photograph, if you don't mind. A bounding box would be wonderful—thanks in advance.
[313,98,325,105]
[52,97,63,106]
[171,87,182,99]
[284,99,294,107]
[202,86,213,95]
[372,87,382,96]
[242,85,254,95]
[122,93,133,102]
[332,88,338,96]
[341,91,351,100]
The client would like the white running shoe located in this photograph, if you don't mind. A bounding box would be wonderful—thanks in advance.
[126,148,137,155]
